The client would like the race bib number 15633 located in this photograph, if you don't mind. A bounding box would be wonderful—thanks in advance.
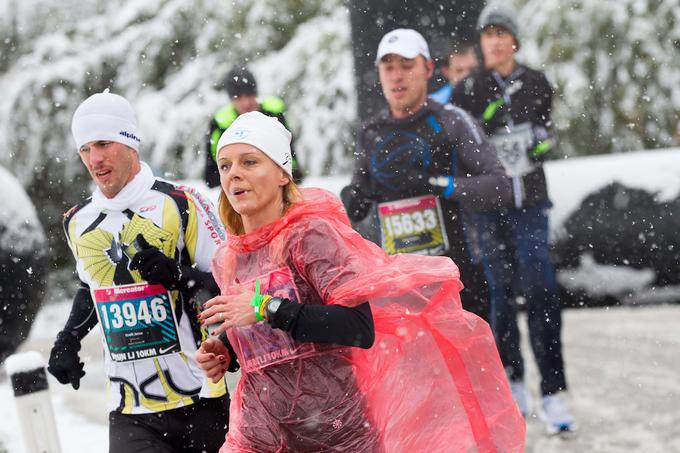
[378,195,449,256]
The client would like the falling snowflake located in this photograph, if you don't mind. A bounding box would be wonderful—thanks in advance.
[332,418,343,430]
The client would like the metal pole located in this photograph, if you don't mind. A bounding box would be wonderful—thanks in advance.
[6,351,62,453]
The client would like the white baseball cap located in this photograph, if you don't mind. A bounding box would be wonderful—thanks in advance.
[71,89,141,152]
[216,111,293,177]
[375,28,431,65]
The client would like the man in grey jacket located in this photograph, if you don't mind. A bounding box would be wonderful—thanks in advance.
[341,28,511,318]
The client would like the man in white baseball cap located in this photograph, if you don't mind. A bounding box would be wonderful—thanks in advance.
[374,28,431,65]
[342,28,511,323]
[372,28,434,118]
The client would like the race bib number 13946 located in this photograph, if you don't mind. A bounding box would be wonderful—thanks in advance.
[92,283,181,363]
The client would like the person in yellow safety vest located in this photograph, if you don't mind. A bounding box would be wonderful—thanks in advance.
[205,66,303,187]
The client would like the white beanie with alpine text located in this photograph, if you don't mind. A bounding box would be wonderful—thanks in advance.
[71,90,141,152]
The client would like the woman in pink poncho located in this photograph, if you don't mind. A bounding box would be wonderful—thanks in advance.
[195,111,525,452]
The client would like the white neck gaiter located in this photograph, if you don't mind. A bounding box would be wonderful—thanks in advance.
[91,161,156,211]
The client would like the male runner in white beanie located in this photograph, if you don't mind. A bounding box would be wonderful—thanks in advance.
[49,90,234,452]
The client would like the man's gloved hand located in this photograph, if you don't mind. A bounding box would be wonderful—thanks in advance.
[129,234,181,290]
[48,331,85,390]
[428,175,455,199]
[340,184,373,222]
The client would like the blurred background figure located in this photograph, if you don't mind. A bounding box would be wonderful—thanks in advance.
[205,66,303,187]
[430,41,479,105]
[452,3,575,436]
[0,165,47,366]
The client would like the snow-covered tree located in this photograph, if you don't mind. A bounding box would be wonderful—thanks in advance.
[0,0,355,181]
[0,0,355,274]
[514,0,680,156]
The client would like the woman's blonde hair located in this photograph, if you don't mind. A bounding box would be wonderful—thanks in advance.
[218,180,303,235]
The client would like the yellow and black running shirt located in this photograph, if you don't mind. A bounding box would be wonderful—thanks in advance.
[64,171,227,414]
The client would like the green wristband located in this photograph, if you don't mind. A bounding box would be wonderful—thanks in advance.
[253,307,265,322]
[532,140,552,157]
[249,280,265,321]
[483,98,505,122]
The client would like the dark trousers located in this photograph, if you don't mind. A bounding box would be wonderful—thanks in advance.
[109,395,230,453]
[473,203,567,396]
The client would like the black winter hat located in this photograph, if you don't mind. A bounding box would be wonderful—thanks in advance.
[225,66,257,97]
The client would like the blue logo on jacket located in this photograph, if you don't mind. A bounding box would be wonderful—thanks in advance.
[370,130,432,191]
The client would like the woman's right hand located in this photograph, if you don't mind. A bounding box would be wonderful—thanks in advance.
[195,338,230,383]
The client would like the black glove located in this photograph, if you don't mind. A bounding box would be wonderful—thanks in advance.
[129,234,181,290]
[428,175,455,199]
[340,184,373,222]
[48,331,85,390]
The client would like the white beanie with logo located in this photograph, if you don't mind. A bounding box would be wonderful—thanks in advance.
[216,111,293,177]
[71,90,141,152]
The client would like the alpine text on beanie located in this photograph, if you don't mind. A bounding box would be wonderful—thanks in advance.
[477,3,521,49]
[71,90,141,153]
[375,28,431,66]
[216,111,293,177]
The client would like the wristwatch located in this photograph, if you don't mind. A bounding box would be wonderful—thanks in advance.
[265,297,283,322]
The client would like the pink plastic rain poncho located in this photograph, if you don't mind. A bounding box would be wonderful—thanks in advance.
[212,188,524,453]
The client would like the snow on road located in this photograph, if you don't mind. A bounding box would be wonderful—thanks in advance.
[521,305,680,452]
[1,301,679,452]
[3,151,680,451]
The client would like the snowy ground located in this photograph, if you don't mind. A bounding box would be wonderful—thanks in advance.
[3,150,680,451]
[2,301,679,452]
[521,305,680,452]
